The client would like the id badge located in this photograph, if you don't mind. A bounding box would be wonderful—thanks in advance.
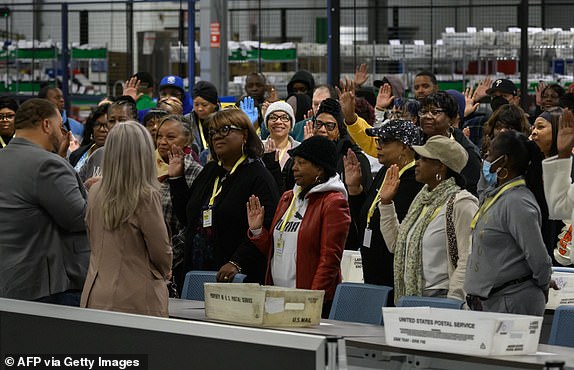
[276,238,285,256]
[362,228,373,248]
[203,208,213,228]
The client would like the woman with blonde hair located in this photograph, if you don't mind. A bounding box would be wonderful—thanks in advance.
[81,121,172,317]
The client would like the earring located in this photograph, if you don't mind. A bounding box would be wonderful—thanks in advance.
[314,175,321,184]
[496,167,508,180]
[435,173,442,182]
[241,141,246,156]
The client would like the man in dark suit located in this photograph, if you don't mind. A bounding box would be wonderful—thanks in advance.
[0,98,89,306]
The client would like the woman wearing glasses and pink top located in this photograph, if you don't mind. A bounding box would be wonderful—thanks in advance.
[168,108,279,290]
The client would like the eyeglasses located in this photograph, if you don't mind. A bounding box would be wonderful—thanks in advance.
[268,114,291,123]
[375,137,397,146]
[0,113,15,121]
[313,120,337,131]
[418,108,446,118]
[208,124,242,138]
[93,122,111,131]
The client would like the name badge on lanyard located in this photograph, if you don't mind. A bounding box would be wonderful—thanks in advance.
[203,208,213,228]
[275,237,285,256]
[363,228,373,248]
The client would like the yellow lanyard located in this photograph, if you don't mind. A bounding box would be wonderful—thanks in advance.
[470,179,526,230]
[367,160,416,226]
[0,133,14,148]
[208,155,247,207]
[279,189,301,235]
[198,119,208,150]
[87,143,97,155]
[420,205,442,223]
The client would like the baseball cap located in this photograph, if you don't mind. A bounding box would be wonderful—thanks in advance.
[159,75,185,94]
[486,79,517,96]
[366,119,422,147]
[412,135,468,174]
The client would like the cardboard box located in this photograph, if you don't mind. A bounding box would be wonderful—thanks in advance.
[382,307,542,356]
[204,283,324,327]
[341,250,364,283]
[547,272,574,309]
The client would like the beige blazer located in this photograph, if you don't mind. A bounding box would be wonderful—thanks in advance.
[81,183,172,317]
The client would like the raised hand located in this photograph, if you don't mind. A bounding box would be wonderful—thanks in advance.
[240,96,259,125]
[353,63,369,87]
[376,83,395,110]
[473,76,491,103]
[303,108,314,121]
[264,138,278,160]
[123,76,143,102]
[304,120,315,140]
[379,164,401,204]
[343,148,363,195]
[167,144,185,178]
[261,101,270,118]
[266,85,279,103]
[535,81,547,107]
[558,109,574,159]
[247,195,265,231]
[463,85,480,117]
[337,77,357,123]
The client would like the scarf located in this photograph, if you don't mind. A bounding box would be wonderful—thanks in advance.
[393,177,460,302]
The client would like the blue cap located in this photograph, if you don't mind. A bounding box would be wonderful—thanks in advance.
[159,75,184,93]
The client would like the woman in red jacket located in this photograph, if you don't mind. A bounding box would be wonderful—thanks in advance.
[247,135,351,317]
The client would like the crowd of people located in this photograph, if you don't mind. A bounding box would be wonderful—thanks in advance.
[1,66,574,320]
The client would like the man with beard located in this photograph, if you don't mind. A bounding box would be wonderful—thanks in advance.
[39,85,85,143]
[0,98,89,306]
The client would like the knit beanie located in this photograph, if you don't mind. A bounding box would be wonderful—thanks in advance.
[264,101,296,130]
[288,135,337,177]
[316,98,344,127]
[193,81,219,105]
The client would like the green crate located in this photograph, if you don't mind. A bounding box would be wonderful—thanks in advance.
[259,48,296,61]
[9,81,43,93]
[437,80,465,92]
[16,48,57,59]
[71,48,107,59]
[229,48,296,62]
